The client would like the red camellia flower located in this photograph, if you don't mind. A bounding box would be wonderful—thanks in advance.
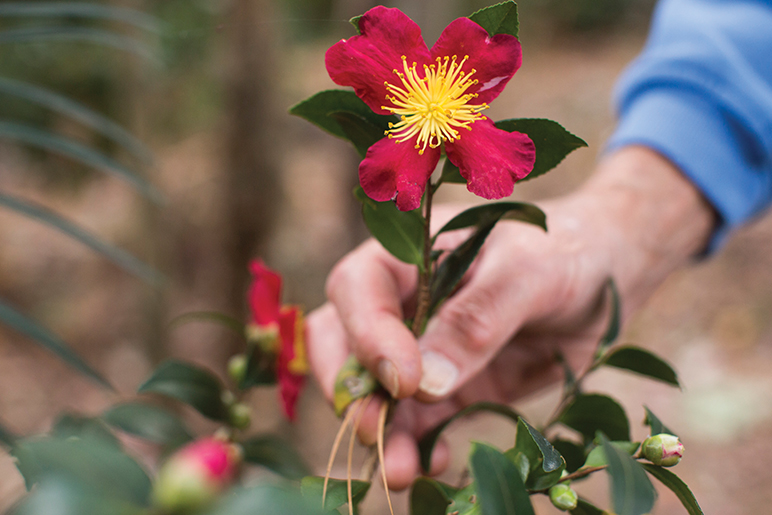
[247,260,308,421]
[326,6,536,210]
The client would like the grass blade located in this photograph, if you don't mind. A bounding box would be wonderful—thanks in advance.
[0,298,112,390]
[0,3,160,33]
[0,121,162,204]
[0,193,163,285]
[0,27,155,62]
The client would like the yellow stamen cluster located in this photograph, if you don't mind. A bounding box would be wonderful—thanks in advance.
[382,55,489,154]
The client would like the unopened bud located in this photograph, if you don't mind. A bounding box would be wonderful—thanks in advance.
[152,437,242,511]
[229,403,252,430]
[641,434,683,467]
[549,484,578,511]
[227,354,248,385]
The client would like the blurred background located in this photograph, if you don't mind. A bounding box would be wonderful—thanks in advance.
[1,0,771,513]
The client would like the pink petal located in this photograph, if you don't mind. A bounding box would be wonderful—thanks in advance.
[247,260,282,327]
[325,6,431,115]
[430,17,521,105]
[445,119,535,199]
[278,307,304,421]
[359,137,440,211]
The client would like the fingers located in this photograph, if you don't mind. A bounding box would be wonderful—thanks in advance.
[382,432,451,491]
[325,240,422,399]
[305,303,351,400]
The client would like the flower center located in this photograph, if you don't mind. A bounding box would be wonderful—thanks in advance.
[382,55,489,155]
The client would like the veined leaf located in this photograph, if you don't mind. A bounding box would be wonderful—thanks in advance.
[410,477,451,515]
[289,90,395,141]
[329,111,385,158]
[0,121,162,204]
[583,441,640,468]
[0,77,153,165]
[433,201,546,241]
[241,435,311,480]
[0,298,111,389]
[643,406,677,438]
[301,476,370,513]
[559,394,630,443]
[514,418,565,490]
[643,464,704,515]
[469,442,535,515]
[0,27,155,62]
[600,346,680,388]
[599,434,656,515]
[0,193,163,285]
[102,402,192,449]
[418,402,520,472]
[469,1,519,38]
[0,3,160,33]
[551,439,585,474]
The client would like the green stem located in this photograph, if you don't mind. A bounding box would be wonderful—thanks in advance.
[411,181,434,337]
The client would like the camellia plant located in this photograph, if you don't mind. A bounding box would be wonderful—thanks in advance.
[0,3,705,515]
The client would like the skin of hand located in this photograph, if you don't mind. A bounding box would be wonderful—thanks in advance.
[306,145,716,490]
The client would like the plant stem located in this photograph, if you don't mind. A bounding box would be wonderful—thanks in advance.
[411,181,434,337]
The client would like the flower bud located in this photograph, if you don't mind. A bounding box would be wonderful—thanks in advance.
[641,434,684,467]
[549,484,578,511]
[229,403,252,430]
[152,437,242,512]
[227,354,248,385]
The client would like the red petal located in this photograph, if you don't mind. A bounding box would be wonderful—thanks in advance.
[325,6,431,115]
[359,137,440,211]
[445,119,535,199]
[247,260,282,327]
[430,17,521,105]
[278,307,304,421]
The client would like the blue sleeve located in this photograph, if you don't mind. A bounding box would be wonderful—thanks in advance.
[606,0,772,249]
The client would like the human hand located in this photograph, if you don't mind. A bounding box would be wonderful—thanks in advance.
[306,146,715,489]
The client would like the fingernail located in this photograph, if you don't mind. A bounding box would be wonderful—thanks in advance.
[419,350,458,397]
[377,359,400,398]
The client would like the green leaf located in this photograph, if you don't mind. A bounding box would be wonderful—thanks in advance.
[430,219,496,312]
[0,298,111,389]
[469,1,519,38]
[495,119,587,182]
[0,193,163,285]
[349,15,363,33]
[289,90,395,141]
[514,418,565,490]
[301,476,370,513]
[446,483,480,515]
[168,311,246,339]
[333,354,379,417]
[410,477,451,515]
[643,464,704,515]
[51,414,120,449]
[433,202,546,240]
[137,360,229,422]
[551,439,585,474]
[9,478,143,515]
[0,419,18,448]
[439,158,466,184]
[241,435,311,480]
[0,77,153,165]
[0,3,160,33]
[354,186,425,270]
[643,406,677,438]
[102,402,192,449]
[570,498,605,515]
[583,441,640,468]
[599,434,656,515]
[0,121,162,204]
[559,394,630,443]
[207,484,321,515]
[241,343,277,389]
[0,27,155,61]
[601,346,680,387]
[418,402,520,472]
[598,279,621,351]
[12,436,152,505]
[469,442,535,515]
[329,111,385,157]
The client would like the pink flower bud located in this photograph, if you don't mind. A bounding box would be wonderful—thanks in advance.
[641,434,684,467]
[153,437,242,511]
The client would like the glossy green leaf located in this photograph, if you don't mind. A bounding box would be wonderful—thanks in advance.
[301,476,370,513]
[570,498,605,515]
[0,27,155,61]
[354,186,425,270]
[559,394,630,443]
[240,343,277,388]
[433,202,546,240]
[0,299,111,389]
[330,111,385,157]
[551,439,585,474]
[600,434,656,515]
[430,219,496,312]
[514,418,565,490]
[643,406,676,437]
[469,442,535,515]
[601,346,680,387]
[168,311,246,338]
[446,483,479,515]
[0,77,152,165]
[333,354,379,417]
[583,441,640,468]
[0,419,17,448]
[469,1,519,38]
[598,279,620,352]
[419,402,520,472]
[241,435,311,480]
[12,436,152,505]
[0,121,162,203]
[0,3,160,32]
[9,478,143,515]
[289,90,395,141]
[206,484,321,515]
[102,402,192,449]
[0,193,163,285]
[137,360,229,421]
[439,158,466,184]
[643,464,704,515]
[51,414,119,449]
[349,15,363,33]
[410,477,451,515]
